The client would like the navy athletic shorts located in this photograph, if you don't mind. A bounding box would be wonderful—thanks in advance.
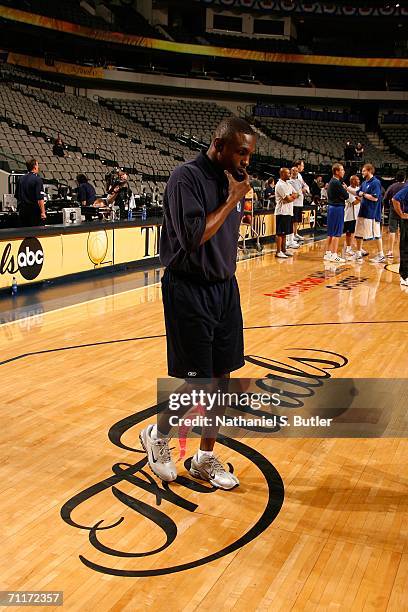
[344,220,356,234]
[161,268,245,379]
[327,205,345,237]
[389,207,401,233]
[276,214,293,235]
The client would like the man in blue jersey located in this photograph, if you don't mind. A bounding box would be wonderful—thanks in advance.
[392,184,408,286]
[354,163,385,263]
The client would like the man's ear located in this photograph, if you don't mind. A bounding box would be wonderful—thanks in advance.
[214,138,224,153]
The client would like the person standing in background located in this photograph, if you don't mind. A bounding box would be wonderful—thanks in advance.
[76,174,97,206]
[383,170,406,259]
[263,177,275,209]
[291,159,309,244]
[275,167,300,259]
[343,175,361,258]
[324,163,349,263]
[310,175,323,203]
[354,163,385,263]
[288,166,304,248]
[15,158,46,227]
[355,142,364,161]
[392,185,408,287]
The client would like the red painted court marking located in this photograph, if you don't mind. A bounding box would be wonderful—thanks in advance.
[265,267,350,299]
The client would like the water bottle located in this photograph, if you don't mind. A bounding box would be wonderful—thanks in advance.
[141,204,147,221]
[11,276,18,296]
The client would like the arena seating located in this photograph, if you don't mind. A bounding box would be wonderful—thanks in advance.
[103,96,305,165]
[0,62,64,92]
[381,125,408,161]
[0,79,193,195]
[254,104,362,124]
[0,61,406,198]
[382,112,408,125]
[252,115,406,167]
[103,98,232,147]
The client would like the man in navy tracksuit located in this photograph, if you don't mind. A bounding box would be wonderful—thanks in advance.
[140,117,257,490]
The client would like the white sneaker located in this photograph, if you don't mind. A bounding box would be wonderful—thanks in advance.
[361,249,369,256]
[330,253,346,263]
[400,277,408,286]
[139,425,177,482]
[369,254,387,263]
[345,248,355,256]
[323,251,332,261]
[276,251,289,258]
[190,453,239,490]
[295,233,304,241]
[287,242,300,249]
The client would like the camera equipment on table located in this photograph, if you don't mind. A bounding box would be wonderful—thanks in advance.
[81,204,114,222]
[1,194,17,211]
[57,184,71,199]
[62,207,82,224]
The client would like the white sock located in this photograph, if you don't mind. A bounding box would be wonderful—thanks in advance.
[378,251,384,257]
[288,233,294,243]
[325,250,332,255]
[197,449,214,460]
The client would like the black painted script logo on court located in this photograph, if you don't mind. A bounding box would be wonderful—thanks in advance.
[61,349,347,577]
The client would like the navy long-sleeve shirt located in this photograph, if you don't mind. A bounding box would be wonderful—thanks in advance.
[327,177,349,207]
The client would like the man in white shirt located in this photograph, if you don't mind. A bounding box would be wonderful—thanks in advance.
[344,175,361,257]
[275,167,301,258]
[291,159,310,244]
[288,166,303,249]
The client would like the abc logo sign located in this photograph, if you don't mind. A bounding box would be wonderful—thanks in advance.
[17,237,44,280]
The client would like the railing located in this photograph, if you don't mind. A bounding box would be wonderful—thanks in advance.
[95,146,117,164]
[0,106,25,126]
[0,147,26,166]
[39,125,78,149]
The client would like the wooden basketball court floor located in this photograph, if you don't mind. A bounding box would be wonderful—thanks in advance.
[1,236,407,611]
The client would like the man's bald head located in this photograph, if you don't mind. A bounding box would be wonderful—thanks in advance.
[280,168,290,181]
